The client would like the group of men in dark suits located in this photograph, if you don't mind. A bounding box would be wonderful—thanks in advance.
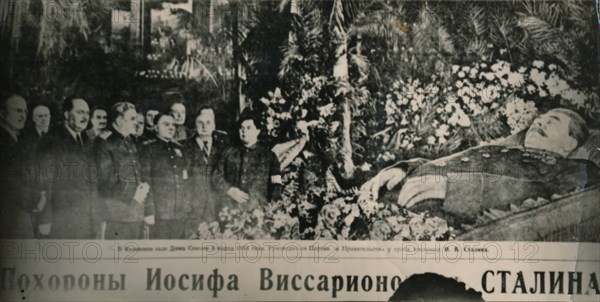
[0,94,282,240]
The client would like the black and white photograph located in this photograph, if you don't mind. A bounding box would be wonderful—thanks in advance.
[1,0,600,241]
[1,1,600,301]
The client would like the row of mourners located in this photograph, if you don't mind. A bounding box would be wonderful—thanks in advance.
[0,94,282,239]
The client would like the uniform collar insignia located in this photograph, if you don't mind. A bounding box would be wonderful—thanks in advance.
[521,147,561,165]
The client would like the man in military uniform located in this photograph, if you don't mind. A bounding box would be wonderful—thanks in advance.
[360,108,600,227]
[213,113,282,210]
[141,113,190,239]
[95,102,153,239]
[37,97,96,238]
[183,107,228,236]
[0,94,36,238]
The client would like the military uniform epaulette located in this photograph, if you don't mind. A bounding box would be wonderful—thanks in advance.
[213,130,228,142]
[520,147,560,165]
[141,138,157,146]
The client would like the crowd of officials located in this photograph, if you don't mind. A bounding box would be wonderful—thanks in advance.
[0,93,283,240]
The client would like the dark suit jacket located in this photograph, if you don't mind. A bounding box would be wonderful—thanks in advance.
[94,127,152,223]
[140,138,190,220]
[213,143,282,210]
[182,133,228,222]
[38,126,97,238]
[15,127,48,228]
[382,145,600,225]
[20,127,46,157]
[0,126,34,238]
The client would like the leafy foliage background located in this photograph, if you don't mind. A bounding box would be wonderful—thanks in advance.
[1,0,598,240]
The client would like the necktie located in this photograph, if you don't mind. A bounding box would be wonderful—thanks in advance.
[124,136,133,150]
[76,134,84,149]
[202,140,210,162]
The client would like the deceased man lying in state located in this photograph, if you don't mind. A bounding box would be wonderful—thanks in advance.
[360,108,600,227]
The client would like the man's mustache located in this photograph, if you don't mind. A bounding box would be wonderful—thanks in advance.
[529,126,547,137]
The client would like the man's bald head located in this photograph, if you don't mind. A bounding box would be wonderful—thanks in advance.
[0,95,28,131]
[32,105,51,133]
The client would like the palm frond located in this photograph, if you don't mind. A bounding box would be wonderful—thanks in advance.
[279,43,302,79]
[348,3,407,45]
[469,6,487,36]
[465,38,489,59]
[517,16,560,46]
[329,0,345,33]
[340,0,369,24]
[558,0,591,29]
[437,27,455,55]
[328,0,375,31]
[412,6,435,53]
[349,52,369,80]
[489,16,517,61]
[278,1,324,79]
[522,0,561,27]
